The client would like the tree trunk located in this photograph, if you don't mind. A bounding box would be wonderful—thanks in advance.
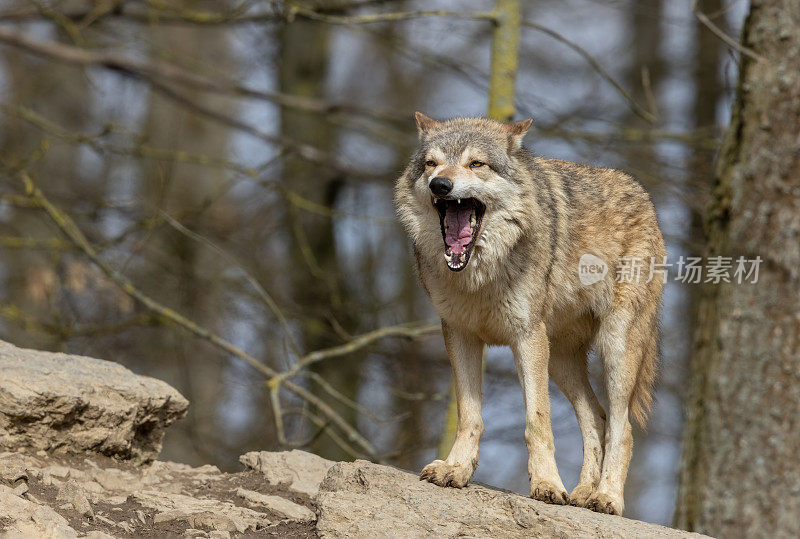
[675,1,800,536]
[687,0,726,256]
[278,5,359,461]
[137,24,236,466]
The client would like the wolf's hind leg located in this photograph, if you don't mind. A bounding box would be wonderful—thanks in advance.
[586,300,655,516]
[420,321,484,488]
[512,321,568,505]
[549,340,606,507]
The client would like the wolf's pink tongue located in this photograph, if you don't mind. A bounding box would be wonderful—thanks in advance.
[445,207,473,255]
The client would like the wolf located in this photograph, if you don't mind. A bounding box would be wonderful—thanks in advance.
[394,113,665,516]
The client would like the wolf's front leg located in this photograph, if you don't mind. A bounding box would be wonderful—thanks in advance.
[420,321,484,488]
[512,321,569,505]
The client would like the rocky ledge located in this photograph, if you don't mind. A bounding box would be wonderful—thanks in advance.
[0,340,187,464]
[0,340,703,538]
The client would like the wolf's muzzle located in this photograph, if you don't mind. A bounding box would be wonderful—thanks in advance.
[429,176,453,197]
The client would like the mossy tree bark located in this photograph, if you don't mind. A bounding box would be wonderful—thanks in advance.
[675,1,800,535]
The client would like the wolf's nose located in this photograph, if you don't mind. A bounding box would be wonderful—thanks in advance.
[429,177,453,197]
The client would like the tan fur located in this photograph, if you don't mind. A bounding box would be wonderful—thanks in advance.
[397,114,665,515]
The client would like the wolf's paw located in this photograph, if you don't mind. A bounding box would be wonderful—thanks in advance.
[585,491,623,515]
[529,479,568,505]
[419,460,473,488]
[568,484,595,507]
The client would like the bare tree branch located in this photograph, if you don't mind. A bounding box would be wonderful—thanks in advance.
[0,0,411,25]
[0,26,401,126]
[0,236,71,250]
[156,208,301,356]
[0,301,156,338]
[287,5,496,25]
[522,20,658,123]
[692,0,766,63]
[279,321,439,381]
[17,170,378,458]
[0,2,494,26]
[2,104,260,177]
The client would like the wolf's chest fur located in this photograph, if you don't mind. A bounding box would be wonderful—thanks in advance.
[416,213,621,346]
[421,244,601,346]
[428,276,532,345]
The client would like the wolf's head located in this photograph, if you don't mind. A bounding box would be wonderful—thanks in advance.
[395,113,534,276]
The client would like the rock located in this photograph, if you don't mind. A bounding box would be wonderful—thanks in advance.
[0,339,188,463]
[134,490,272,532]
[0,450,303,535]
[92,468,138,492]
[0,444,700,539]
[236,487,316,522]
[116,521,134,534]
[0,484,78,538]
[0,461,30,484]
[93,514,116,526]
[316,460,707,538]
[239,449,334,498]
[85,531,116,539]
[12,481,29,496]
[0,340,701,538]
[56,480,94,518]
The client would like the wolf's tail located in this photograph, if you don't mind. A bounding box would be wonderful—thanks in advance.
[629,306,660,428]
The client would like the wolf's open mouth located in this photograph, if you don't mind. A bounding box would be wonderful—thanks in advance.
[433,197,486,271]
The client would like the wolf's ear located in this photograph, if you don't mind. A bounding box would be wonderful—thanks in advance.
[507,118,533,151]
[414,112,440,138]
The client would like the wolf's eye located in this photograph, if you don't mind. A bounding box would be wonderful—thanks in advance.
[469,160,485,169]
[425,160,437,167]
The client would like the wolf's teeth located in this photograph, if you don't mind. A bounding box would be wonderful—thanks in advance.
[460,253,466,262]
[444,252,452,262]
[457,198,461,204]
[470,214,476,227]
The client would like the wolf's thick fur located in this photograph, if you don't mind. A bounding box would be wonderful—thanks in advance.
[395,114,665,516]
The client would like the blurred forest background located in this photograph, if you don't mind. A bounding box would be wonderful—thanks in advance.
[0,0,752,527]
